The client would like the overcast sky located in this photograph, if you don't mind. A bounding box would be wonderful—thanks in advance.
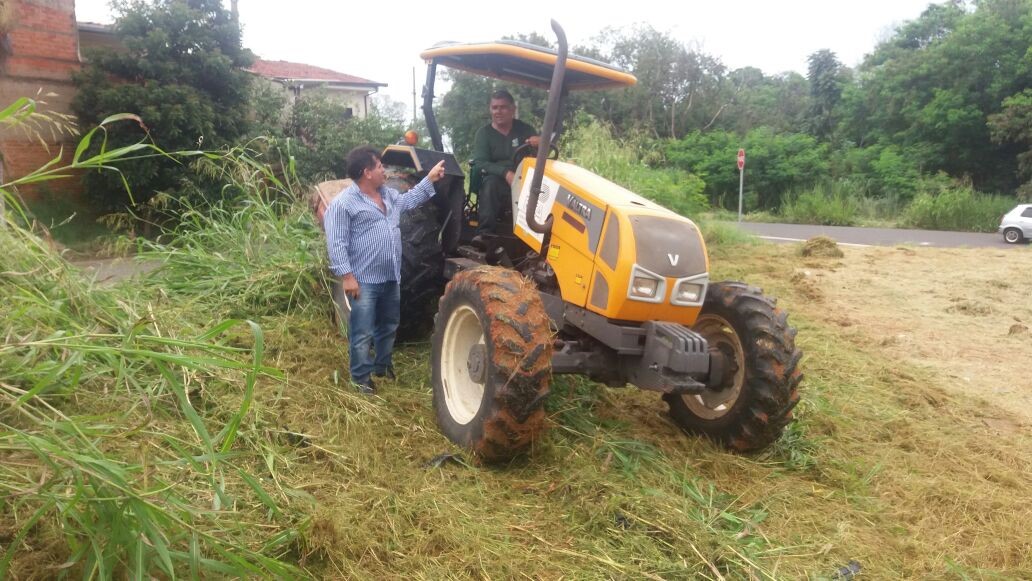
[75,0,937,120]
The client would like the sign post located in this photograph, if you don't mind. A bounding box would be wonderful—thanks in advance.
[737,148,745,222]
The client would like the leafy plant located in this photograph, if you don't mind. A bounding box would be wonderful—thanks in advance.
[565,117,707,217]
[902,175,1016,232]
[1,99,307,577]
[71,0,254,210]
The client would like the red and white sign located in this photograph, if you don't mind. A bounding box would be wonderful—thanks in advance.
[737,148,745,170]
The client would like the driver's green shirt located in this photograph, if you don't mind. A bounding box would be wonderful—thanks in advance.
[470,119,537,189]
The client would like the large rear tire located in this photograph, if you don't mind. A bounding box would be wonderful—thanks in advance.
[664,281,802,451]
[431,267,553,463]
[388,174,447,342]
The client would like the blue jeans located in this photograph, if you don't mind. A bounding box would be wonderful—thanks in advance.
[348,280,400,384]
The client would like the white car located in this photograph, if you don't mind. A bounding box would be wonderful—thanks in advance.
[1000,204,1032,244]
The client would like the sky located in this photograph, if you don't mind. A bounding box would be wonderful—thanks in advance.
[74,0,937,121]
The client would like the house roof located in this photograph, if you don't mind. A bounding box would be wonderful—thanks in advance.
[248,59,385,87]
[77,22,114,34]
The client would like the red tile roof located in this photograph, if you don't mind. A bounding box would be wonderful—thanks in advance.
[248,59,385,86]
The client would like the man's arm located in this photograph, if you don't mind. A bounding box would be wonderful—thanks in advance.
[471,126,511,178]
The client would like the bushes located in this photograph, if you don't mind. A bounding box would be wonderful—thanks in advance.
[287,94,405,183]
[902,175,1016,232]
[564,118,707,217]
[72,0,254,210]
[665,128,828,211]
[779,182,863,226]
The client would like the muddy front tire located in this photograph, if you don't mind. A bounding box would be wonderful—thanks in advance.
[664,281,803,451]
[431,267,552,463]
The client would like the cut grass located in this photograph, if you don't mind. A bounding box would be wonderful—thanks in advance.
[7,201,1032,577]
[4,97,1030,576]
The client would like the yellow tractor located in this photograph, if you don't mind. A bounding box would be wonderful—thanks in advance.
[338,22,802,462]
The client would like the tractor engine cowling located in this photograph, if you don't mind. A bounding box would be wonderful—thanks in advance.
[512,159,709,327]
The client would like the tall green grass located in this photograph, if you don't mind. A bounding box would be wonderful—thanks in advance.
[779,182,863,226]
[138,145,331,319]
[774,175,1015,232]
[902,178,1016,232]
[1,99,307,577]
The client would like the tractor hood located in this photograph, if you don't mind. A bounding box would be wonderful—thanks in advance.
[419,40,637,91]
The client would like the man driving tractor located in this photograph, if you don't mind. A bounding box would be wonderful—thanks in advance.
[470,89,539,236]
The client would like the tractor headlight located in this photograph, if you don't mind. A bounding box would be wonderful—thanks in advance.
[671,274,708,306]
[675,283,703,303]
[627,265,666,303]
[631,277,659,298]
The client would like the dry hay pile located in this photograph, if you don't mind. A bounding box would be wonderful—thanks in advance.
[801,235,845,258]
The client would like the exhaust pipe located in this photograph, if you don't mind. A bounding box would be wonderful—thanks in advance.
[525,19,568,235]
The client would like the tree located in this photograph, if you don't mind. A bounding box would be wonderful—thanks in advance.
[72,0,254,209]
[436,70,495,162]
[805,49,848,141]
[666,128,827,210]
[720,68,810,135]
[838,0,1032,193]
[599,25,729,139]
[287,94,404,183]
[988,89,1032,196]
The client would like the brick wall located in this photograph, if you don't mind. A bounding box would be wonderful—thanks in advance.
[0,0,82,201]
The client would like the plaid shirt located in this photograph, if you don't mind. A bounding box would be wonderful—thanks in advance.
[325,177,436,283]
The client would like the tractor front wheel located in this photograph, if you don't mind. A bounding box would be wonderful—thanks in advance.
[431,267,553,463]
[664,281,802,451]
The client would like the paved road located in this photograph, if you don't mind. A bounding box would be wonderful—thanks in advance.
[730,222,1019,249]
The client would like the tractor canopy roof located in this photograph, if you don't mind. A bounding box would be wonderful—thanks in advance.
[420,40,636,91]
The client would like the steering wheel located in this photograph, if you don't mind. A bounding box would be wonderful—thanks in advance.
[512,142,559,164]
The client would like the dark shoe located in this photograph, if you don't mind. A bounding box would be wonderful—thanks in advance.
[374,367,396,380]
[355,377,376,395]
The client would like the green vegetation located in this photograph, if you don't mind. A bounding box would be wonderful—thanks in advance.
[1,101,307,577]
[434,1,1031,229]
[285,95,405,184]
[902,178,1017,232]
[565,119,707,217]
[72,0,254,210]
[6,97,1032,577]
[779,182,864,227]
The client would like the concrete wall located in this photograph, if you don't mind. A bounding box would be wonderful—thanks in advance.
[0,0,82,200]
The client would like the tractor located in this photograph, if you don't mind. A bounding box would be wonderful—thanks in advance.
[317,21,802,462]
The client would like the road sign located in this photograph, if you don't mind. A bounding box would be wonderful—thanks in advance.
[737,148,745,222]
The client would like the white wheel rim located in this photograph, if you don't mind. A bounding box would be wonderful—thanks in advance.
[441,304,486,425]
[1005,230,1019,243]
[686,314,746,420]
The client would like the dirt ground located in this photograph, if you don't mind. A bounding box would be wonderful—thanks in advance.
[787,243,1032,427]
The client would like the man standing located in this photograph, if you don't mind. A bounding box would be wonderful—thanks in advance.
[325,146,446,394]
[470,89,539,235]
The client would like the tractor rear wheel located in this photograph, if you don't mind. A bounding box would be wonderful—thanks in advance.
[388,174,447,342]
[664,281,802,451]
[431,267,553,462]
